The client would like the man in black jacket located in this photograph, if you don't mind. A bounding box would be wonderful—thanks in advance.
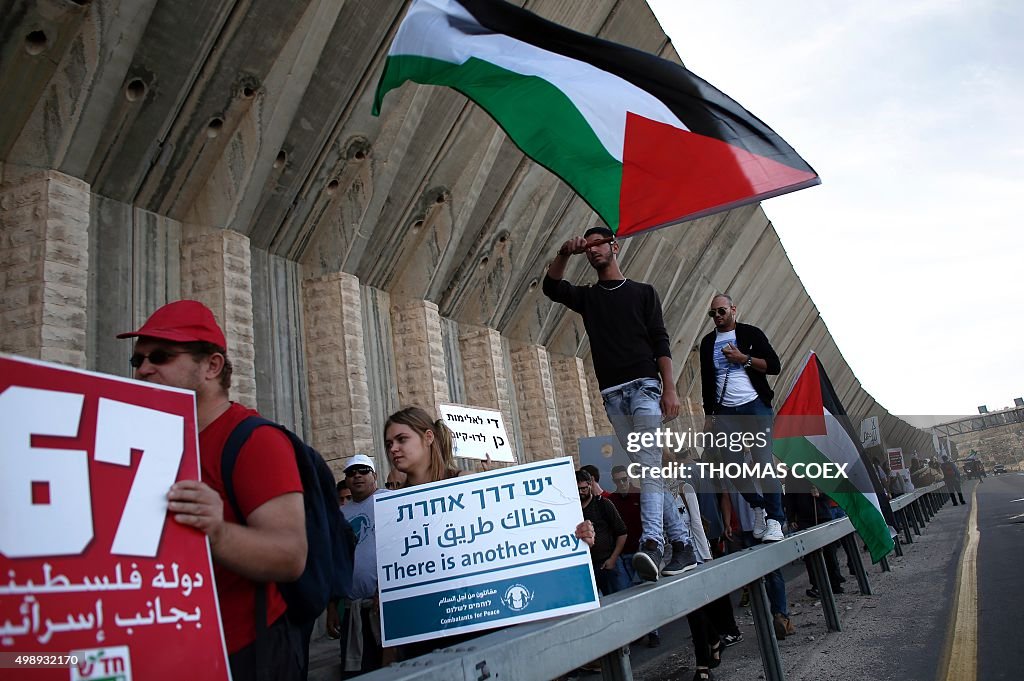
[699,294,785,542]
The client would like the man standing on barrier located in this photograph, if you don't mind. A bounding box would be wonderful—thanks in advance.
[545,227,697,581]
[699,294,785,542]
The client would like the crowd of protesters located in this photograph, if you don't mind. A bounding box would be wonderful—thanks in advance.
[114,226,952,681]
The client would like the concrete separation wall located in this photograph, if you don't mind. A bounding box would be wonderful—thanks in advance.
[0,0,936,470]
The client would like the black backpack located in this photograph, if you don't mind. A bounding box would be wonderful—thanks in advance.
[221,416,356,623]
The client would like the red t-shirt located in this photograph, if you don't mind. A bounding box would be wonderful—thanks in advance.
[608,488,643,550]
[199,403,303,653]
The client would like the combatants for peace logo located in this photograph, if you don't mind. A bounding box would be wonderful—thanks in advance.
[501,584,534,612]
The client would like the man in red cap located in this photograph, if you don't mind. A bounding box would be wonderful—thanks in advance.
[118,300,306,680]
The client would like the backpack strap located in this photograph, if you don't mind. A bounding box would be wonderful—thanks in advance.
[220,415,285,645]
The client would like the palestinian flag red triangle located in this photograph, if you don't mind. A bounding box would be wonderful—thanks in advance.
[619,114,820,236]
[774,352,895,563]
[773,353,827,439]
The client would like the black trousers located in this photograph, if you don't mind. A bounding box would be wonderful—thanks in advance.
[804,540,842,590]
[229,614,303,681]
[339,602,384,679]
[686,595,739,667]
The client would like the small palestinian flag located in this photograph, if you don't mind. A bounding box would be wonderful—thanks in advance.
[372,0,819,237]
[774,352,895,563]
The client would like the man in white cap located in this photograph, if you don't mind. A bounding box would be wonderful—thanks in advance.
[326,454,382,677]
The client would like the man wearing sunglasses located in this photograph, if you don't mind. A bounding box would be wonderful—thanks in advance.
[326,454,383,677]
[544,227,696,582]
[118,300,307,681]
[699,294,785,542]
[384,468,406,490]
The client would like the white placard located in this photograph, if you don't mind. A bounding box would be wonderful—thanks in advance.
[439,403,516,463]
[860,416,880,449]
[374,457,598,646]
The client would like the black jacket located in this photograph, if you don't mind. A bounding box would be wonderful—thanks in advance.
[700,322,781,414]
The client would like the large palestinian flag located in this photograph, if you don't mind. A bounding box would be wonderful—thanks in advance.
[774,353,895,563]
[372,0,819,237]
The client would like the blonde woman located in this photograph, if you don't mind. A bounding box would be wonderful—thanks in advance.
[382,407,595,661]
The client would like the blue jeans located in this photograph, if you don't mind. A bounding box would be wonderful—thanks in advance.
[603,377,689,549]
[714,398,785,524]
[619,553,638,585]
[595,556,632,596]
[619,554,659,636]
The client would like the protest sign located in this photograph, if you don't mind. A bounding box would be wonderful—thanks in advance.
[0,355,229,681]
[438,403,516,463]
[860,416,881,449]
[887,447,905,471]
[375,457,598,646]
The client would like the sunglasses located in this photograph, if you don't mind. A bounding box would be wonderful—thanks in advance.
[130,349,185,368]
[345,466,373,477]
[707,307,731,318]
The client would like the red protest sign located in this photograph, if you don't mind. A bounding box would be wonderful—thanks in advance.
[887,448,905,471]
[0,355,229,681]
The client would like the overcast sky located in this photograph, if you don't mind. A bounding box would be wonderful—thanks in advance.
[648,0,1023,418]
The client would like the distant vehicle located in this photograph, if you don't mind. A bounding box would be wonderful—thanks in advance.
[962,459,986,479]
[992,464,1007,475]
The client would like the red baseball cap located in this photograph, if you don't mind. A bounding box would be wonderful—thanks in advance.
[117,300,227,349]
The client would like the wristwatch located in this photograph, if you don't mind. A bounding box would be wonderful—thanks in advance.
[744,355,753,368]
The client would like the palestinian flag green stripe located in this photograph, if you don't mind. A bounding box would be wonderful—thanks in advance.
[774,434,895,563]
[375,55,621,227]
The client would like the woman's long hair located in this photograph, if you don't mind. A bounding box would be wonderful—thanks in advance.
[384,406,457,485]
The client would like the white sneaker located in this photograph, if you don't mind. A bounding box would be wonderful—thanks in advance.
[752,507,768,539]
[762,519,785,542]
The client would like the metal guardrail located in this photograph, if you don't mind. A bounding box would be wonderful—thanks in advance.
[357,481,951,681]
[889,480,948,551]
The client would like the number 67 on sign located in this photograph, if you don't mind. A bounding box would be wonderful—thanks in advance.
[0,354,230,681]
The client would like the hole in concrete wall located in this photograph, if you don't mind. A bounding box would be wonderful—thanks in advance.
[124,78,147,102]
[345,136,371,161]
[242,86,256,99]
[25,31,48,55]
[478,256,489,268]
[435,194,446,204]
[528,278,539,291]
[274,150,288,169]
[206,117,224,138]
[412,219,424,230]
[498,234,508,244]
[326,179,339,194]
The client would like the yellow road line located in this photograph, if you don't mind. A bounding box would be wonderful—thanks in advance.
[944,484,979,681]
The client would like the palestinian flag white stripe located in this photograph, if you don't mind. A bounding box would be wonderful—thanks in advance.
[808,410,883,510]
[374,0,819,236]
[385,0,687,162]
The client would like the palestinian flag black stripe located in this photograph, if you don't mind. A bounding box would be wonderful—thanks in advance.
[457,0,811,168]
